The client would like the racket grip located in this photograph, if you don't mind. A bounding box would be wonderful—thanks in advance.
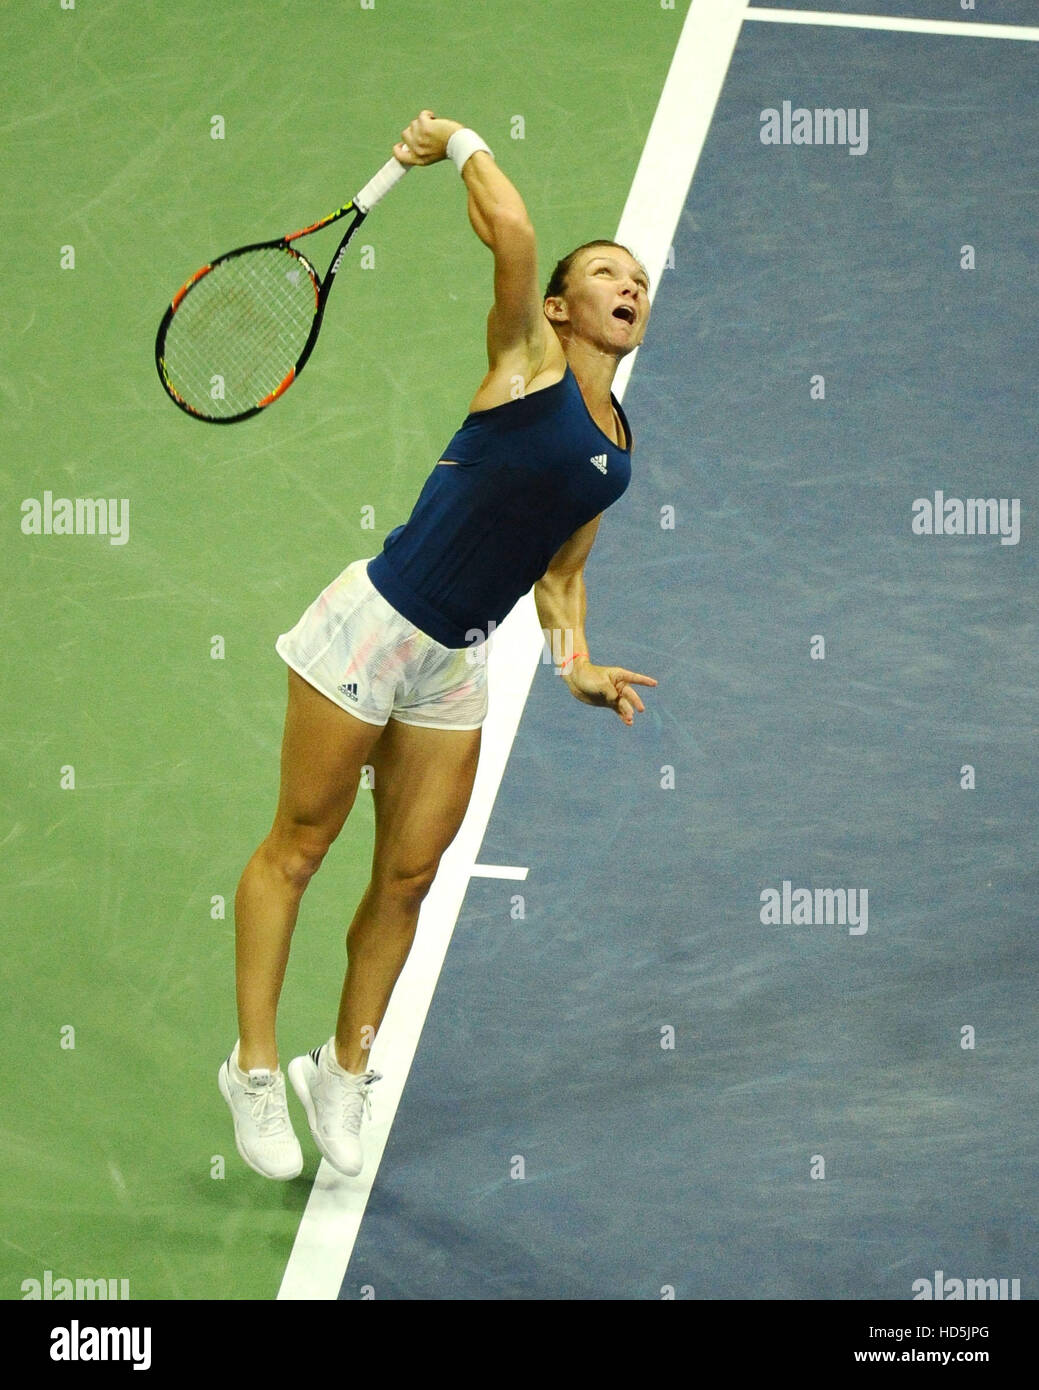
[354,157,410,214]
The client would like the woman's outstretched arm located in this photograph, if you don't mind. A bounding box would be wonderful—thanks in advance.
[393,110,547,367]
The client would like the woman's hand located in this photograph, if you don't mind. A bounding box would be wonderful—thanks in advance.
[393,110,464,166]
[563,659,658,727]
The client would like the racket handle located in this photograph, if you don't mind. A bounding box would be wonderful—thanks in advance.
[354,156,410,214]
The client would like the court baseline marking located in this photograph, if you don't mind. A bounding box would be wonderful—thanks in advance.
[744,7,1039,41]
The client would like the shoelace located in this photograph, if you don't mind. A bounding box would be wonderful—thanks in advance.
[339,1071,383,1135]
[245,1077,292,1138]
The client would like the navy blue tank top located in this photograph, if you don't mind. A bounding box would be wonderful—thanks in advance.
[366,364,632,647]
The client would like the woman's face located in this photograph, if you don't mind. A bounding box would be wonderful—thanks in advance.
[546,248,650,355]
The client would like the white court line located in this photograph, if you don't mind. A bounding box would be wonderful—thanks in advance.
[613,0,750,401]
[471,864,529,880]
[277,0,750,1301]
[745,7,1039,42]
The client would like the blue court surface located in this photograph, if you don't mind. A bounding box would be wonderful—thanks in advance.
[335,6,1038,1299]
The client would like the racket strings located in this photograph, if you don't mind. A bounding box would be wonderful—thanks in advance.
[160,246,319,418]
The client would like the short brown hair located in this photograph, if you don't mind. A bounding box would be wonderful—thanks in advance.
[543,241,645,301]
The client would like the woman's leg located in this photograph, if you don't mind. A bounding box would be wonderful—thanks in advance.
[235,668,386,1072]
[333,716,482,1073]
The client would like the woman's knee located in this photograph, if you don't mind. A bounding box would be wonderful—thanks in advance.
[371,861,439,909]
[263,822,340,891]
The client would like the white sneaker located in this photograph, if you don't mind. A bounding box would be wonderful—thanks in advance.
[218,1042,304,1180]
[288,1041,382,1177]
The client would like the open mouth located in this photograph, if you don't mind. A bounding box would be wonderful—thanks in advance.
[612,304,636,324]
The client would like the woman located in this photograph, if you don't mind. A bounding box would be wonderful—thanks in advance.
[219,111,658,1180]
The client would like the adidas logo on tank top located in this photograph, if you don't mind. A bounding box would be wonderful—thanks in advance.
[590,454,608,473]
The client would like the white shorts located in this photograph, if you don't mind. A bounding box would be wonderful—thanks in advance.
[275,558,488,730]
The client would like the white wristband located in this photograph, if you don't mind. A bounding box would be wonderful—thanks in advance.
[446,128,494,173]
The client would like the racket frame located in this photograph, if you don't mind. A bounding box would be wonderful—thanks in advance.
[156,159,406,424]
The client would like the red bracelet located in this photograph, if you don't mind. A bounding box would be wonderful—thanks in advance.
[560,651,589,671]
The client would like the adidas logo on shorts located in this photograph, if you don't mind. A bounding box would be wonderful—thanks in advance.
[590,454,608,473]
[337,682,359,701]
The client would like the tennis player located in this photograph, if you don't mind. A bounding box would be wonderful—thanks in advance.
[219,111,657,1179]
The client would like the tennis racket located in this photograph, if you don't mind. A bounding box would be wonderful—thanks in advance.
[155,155,410,424]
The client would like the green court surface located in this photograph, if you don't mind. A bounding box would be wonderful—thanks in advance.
[1,0,682,1300]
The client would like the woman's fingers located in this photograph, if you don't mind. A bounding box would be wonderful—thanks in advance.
[567,662,658,723]
[615,686,640,725]
[613,669,658,688]
[397,111,452,165]
[606,668,657,725]
[611,670,655,711]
